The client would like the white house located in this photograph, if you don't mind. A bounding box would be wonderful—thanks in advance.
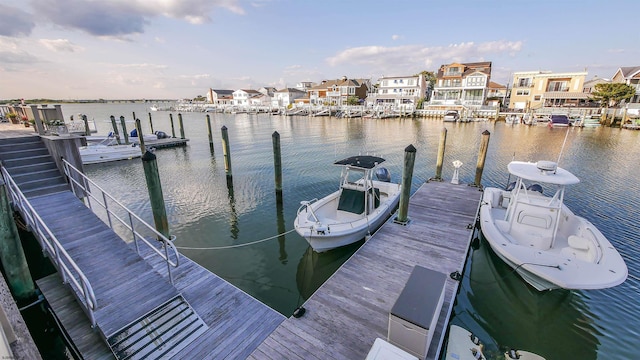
[232,89,262,106]
[367,74,427,107]
[273,88,307,107]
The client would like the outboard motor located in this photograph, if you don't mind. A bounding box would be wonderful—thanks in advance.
[375,167,391,182]
[130,128,139,137]
[527,184,543,194]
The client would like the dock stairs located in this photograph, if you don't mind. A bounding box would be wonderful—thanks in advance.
[0,136,208,359]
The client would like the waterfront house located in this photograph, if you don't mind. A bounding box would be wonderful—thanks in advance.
[308,77,370,106]
[611,66,640,103]
[272,88,307,107]
[295,82,315,92]
[366,74,427,109]
[429,62,492,108]
[207,89,234,105]
[485,81,508,108]
[232,89,262,106]
[508,70,588,110]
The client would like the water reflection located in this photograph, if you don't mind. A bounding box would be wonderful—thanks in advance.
[226,179,239,239]
[452,233,599,359]
[276,198,287,265]
[296,242,361,301]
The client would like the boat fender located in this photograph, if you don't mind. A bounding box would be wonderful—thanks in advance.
[130,128,138,137]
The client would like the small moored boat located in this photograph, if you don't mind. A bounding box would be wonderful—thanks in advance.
[294,155,401,252]
[479,160,627,291]
[79,142,143,164]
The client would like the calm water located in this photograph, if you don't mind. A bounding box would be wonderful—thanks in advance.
[58,103,639,359]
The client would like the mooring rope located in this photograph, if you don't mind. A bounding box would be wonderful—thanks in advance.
[175,228,297,250]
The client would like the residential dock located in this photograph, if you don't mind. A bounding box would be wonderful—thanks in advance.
[250,181,482,360]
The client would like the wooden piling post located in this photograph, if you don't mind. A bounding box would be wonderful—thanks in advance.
[169,114,176,138]
[474,130,491,188]
[221,126,232,182]
[0,179,35,301]
[82,114,91,136]
[272,131,283,201]
[136,119,169,239]
[120,116,129,145]
[148,112,155,134]
[434,127,447,181]
[395,144,417,225]
[206,114,214,152]
[110,115,122,145]
[178,113,185,139]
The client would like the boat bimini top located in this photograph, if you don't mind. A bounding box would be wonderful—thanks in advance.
[334,155,386,170]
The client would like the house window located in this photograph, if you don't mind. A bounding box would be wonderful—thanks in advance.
[348,87,355,95]
[399,79,404,83]
[534,95,541,101]
[516,90,530,96]
[467,76,484,86]
[394,80,398,84]
[518,78,532,87]
[547,81,568,92]
[382,80,388,86]
[446,67,461,75]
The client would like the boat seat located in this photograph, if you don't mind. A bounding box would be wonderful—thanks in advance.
[561,235,596,262]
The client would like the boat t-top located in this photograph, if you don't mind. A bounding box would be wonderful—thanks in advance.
[294,155,401,252]
[479,160,627,291]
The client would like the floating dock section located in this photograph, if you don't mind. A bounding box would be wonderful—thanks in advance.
[250,181,482,360]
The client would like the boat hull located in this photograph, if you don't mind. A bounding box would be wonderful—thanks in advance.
[80,144,142,164]
[295,181,401,252]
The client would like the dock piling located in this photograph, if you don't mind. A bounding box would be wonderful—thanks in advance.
[434,128,447,181]
[110,115,122,145]
[0,179,35,301]
[82,115,91,136]
[178,114,185,139]
[474,130,491,188]
[169,114,176,138]
[120,116,129,145]
[206,115,214,152]
[136,119,170,239]
[272,131,283,201]
[148,112,154,134]
[221,125,232,182]
[395,144,417,224]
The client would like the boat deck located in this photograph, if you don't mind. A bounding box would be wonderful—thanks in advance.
[250,180,482,360]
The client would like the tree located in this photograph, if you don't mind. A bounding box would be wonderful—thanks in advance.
[346,96,359,105]
[415,70,436,101]
[590,83,635,125]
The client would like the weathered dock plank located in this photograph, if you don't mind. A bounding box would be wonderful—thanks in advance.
[251,181,482,360]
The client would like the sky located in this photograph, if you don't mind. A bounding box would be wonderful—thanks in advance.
[1,0,638,100]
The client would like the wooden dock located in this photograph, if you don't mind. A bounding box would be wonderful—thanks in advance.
[250,181,482,360]
[1,135,284,359]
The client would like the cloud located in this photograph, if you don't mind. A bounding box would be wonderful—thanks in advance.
[39,39,84,53]
[326,40,524,73]
[0,38,39,68]
[108,63,169,71]
[391,35,401,41]
[30,0,245,36]
[0,4,35,37]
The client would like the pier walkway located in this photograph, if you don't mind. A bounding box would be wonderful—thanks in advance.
[0,135,284,359]
[250,181,482,360]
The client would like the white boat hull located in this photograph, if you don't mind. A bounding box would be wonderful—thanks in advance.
[295,181,400,252]
[480,186,627,290]
[80,144,142,164]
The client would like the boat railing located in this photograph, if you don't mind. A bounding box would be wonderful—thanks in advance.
[297,199,320,223]
[0,166,98,326]
[62,159,180,284]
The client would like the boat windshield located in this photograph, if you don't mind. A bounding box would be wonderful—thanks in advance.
[340,167,372,190]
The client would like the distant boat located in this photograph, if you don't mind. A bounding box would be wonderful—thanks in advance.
[443,110,460,122]
[549,114,570,127]
[479,160,628,291]
[294,155,401,252]
[79,143,143,164]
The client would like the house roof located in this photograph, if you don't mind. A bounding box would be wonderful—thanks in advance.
[275,88,306,93]
[488,81,506,89]
[616,66,640,79]
[211,89,234,95]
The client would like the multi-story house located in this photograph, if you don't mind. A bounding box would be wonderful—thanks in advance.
[273,88,307,107]
[366,74,427,108]
[611,66,640,103]
[508,71,588,110]
[430,62,492,108]
[308,77,370,106]
[207,89,234,105]
[485,81,508,108]
[232,89,262,106]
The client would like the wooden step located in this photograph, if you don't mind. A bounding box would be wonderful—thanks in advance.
[107,295,208,360]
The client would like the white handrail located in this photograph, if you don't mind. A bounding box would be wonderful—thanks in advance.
[0,167,98,326]
[62,159,180,284]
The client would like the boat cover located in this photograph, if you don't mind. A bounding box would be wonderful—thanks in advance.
[507,161,579,185]
[334,155,385,169]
